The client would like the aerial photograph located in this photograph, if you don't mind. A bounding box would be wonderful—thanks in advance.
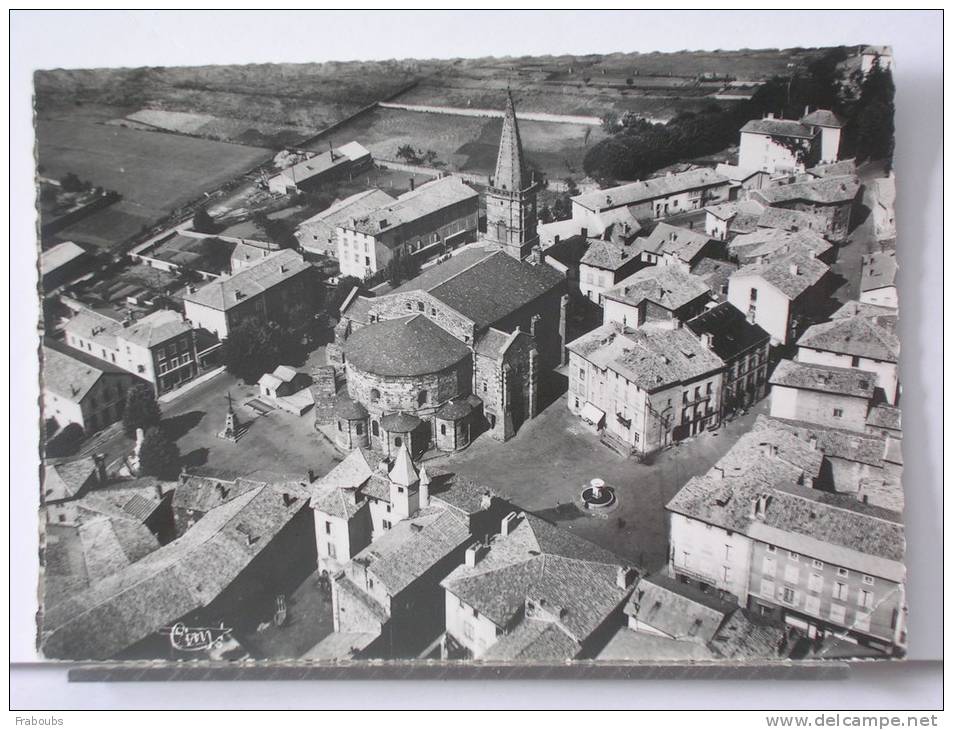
[33,35,904,667]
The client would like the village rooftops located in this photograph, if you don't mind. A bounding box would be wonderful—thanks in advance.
[636,222,714,263]
[604,265,712,313]
[740,117,817,139]
[41,476,311,659]
[296,189,397,246]
[341,176,478,238]
[692,258,739,298]
[572,168,729,213]
[797,309,899,363]
[42,342,130,403]
[801,109,845,128]
[272,142,369,187]
[389,247,565,331]
[867,404,902,433]
[756,206,829,234]
[755,174,861,206]
[43,456,99,504]
[860,250,898,293]
[441,513,632,654]
[704,200,765,234]
[567,321,724,393]
[808,159,857,178]
[63,309,123,350]
[118,309,192,348]
[344,314,471,377]
[579,238,638,271]
[626,571,735,645]
[182,249,310,311]
[729,227,832,264]
[686,302,770,362]
[770,359,876,400]
[766,417,888,468]
[708,610,787,661]
[732,248,829,300]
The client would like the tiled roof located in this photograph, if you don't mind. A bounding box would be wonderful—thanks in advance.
[311,483,367,521]
[580,238,639,271]
[380,411,422,433]
[312,449,374,494]
[172,471,258,514]
[770,359,876,399]
[480,618,581,661]
[636,222,714,264]
[119,309,192,348]
[691,257,739,298]
[435,396,479,421]
[43,457,98,503]
[357,506,471,596]
[808,159,857,178]
[343,176,478,237]
[867,404,902,433]
[797,312,899,362]
[801,109,845,128]
[41,478,311,659]
[473,327,512,358]
[625,572,733,644]
[740,117,817,138]
[41,241,87,277]
[42,343,127,403]
[573,169,729,212]
[860,250,898,293]
[297,189,396,253]
[705,200,764,233]
[77,515,160,584]
[732,248,829,300]
[441,513,631,644]
[767,417,887,468]
[63,309,122,350]
[757,206,829,234]
[568,321,724,392]
[542,234,589,269]
[271,142,368,187]
[709,610,786,660]
[604,266,711,312]
[686,302,769,361]
[755,175,861,206]
[344,315,471,377]
[833,300,897,320]
[183,249,311,311]
[729,228,832,265]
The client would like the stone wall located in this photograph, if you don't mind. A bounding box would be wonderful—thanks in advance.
[369,291,476,345]
[345,358,472,417]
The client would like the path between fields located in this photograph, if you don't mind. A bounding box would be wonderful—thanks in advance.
[378,101,602,126]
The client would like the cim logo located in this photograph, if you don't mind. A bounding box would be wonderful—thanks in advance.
[163,622,233,652]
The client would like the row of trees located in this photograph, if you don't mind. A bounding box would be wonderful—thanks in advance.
[583,47,895,181]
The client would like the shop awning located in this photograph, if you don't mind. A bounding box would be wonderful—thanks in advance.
[581,402,605,427]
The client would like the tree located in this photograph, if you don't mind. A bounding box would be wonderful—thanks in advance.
[192,207,217,234]
[122,384,161,437]
[259,216,298,250]
[538,204,554,224]
[844,64,895,166]
[223,320,297,384]
[137,427,181,480]
[60,172,84,193]
[328,275,362,315]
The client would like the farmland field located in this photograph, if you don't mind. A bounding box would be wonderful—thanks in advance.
[36,118,272,249]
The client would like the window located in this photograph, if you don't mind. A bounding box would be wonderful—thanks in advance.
[829,604,846,623]
[579,368,586,380]
[417,390,428,406]
[405,301,413,311]
[833,582,848,601]
[397,486,405,494]
[833,408,844,418]
[766,544,776,554]
[762,557,776,576]
[394,436,402,448]
[431,307,437,316]
[760,577,775,597]
[723,566,732,583]
[370,388,381,403]
[781,587,796,605]
[851,355,861,367]
[812,559,824,570]
[784,564,799,583]
[862,575,875,586]
[749,288,758,302]
[327,543,337,559]
[694,386,700,400]
[724,545,732,560]
[440,424,446,436]
[681,550,690,568]
[706,382,713,395]
[482,382,488,393]
[808,573,823,593]
[788,551,799,561]
[356,422,364,436]
[325,521,332,535]
[837,567,849,578]
[372,421,380,437]
[858,590,874,610]
[417,301,425,312]
[382,520,392,530]
[463,622,474,641]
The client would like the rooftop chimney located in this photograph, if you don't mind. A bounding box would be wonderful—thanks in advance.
[500,511,520,537]
[712,465,724,481]
[93,453,107,483]
[616,566,635,590]
[464,542,487,568]
[789,263,800,276]
[808,435,818,451]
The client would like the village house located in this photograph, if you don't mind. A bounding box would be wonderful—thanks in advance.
[64,308,197,396]
[566,321,725,456]
[796,301,900,405]
[182,248,315,340]
[635,222,724,272]
[41,454,107,522]
[666,417,906,653]
[570,169,731,234]
[713,163,772,193]
[330,246,567,450]
[541,234,589,296]
[704,200,765,241]
[42,341,139,434]
[41,474,315,660]
[726,248,832,346]
[578,236,644,304]
[336,176,479,280]
[691,257,740,302]
[601,266,713,330]
[756,206,830,236]
[295,188,397,259]
[751,174,860,243]
[728,227,834,266]
[686,302,771,419]
[738,109,844,175]
[267,141,371,195]
[860,250,898,309]
[229,241,278,274]
[769,359,877,432]
[440,511,635,660]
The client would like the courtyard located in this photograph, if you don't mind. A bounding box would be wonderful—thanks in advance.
[429,384,768,572]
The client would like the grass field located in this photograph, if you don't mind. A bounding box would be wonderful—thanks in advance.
[36,119,272,249]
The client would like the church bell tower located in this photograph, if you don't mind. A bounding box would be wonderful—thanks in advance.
[485,91,539,260]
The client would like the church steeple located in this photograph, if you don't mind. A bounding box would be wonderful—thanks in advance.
[485,91,539,261]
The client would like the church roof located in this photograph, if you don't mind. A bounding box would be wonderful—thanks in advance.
[343,315,471,377]
[493,91,527,193]
[388,443,419,487]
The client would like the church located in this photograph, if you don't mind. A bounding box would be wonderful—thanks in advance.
[325,93,568,457]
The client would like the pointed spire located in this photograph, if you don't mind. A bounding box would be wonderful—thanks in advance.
[419,466,431,487]
[493,91,527,193]
[388,442,419,487]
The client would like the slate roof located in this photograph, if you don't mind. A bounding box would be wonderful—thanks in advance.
[573,169,729,212]
[312,449,374,494]
[741,117,817,138]
[686,302,770,361]
[343,176,478,237]
[801,109,845,128]
[770,359,876,399]
[767,417,887,468]
[833,300,897,320]
[603,266,712,313]
[182,249,310,311]
[797,313,899,363]
[43,457,98,503]
[637,222,715,264]
[867,404,902,433]
[480,618,581,661]
[691,257,739,298]
[42,343,128,403]
[732,248,829,300]
[473,328,513,358]
[625,572,733,645]
[77,515,160,584]
[580,238,639,271]
[42,478,310,660]
[356,506,471,596]
[860,250,898,293]
[757,206,829,234]
[808,159,857,178]
[441,513,631,646]
[755,175,861,206]
[709,610,786,660]
[435,395,480,421]
[344,315,470,377]
[172,471,258,515]
[729,228,832,264]
[567,321,724,393]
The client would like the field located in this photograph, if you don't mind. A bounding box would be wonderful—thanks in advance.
[306,107,606,183]
[36,117,272,249]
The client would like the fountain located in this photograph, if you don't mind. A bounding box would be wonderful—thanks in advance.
[581,477,617,512]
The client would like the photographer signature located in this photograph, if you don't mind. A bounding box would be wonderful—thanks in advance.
[161,622,233,652]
